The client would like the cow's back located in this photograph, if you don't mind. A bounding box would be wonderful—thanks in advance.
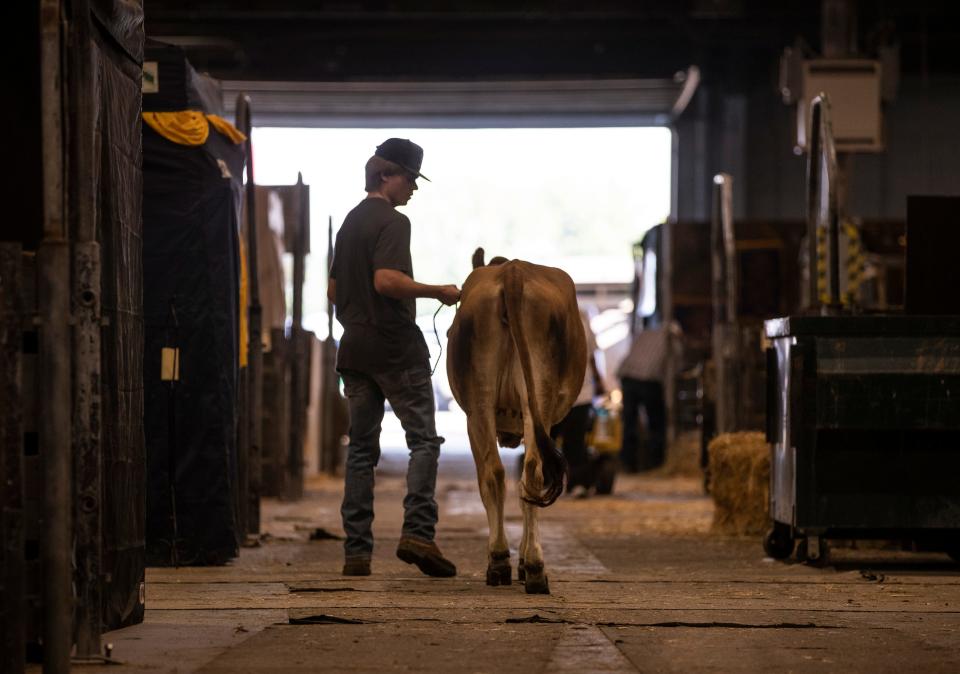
[447,260,586,439]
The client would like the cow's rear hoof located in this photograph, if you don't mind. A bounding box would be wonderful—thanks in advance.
[523,563,549,594]
[524,574,550,594]
[517,558,526,583]
[486,562,512,586]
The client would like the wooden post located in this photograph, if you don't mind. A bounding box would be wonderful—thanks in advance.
[236,93,262,534]
[266,328,290,497]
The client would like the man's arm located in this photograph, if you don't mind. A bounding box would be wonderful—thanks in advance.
[373,269,460,306]
[327,278,336,306]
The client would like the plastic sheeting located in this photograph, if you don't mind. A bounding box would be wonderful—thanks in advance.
[142,39,225,113]
[94,16,147,630]
[143,42,245,566]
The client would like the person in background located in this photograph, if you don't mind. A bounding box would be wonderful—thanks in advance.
[550,307,605,497]
[616,321,683,472]
[327,138,461,578]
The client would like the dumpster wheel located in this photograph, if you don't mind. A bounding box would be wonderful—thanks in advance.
[797,535,830,567]
[763,524,795,560]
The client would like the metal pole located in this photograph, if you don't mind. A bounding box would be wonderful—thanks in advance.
[720,176,740,430]
[320,215,337,474]
[236,93,262,533]
[327,216,333,344]
[710,174,735,326]
[828,197,841,308]
[821,101,842,311]
[710,177,726,432]
[806,102,822,312]
[661,217,676,447]
[69,0,103,659]
[718,176,737,323]
[711,173,738,433]
[287,174,307,499]
[807,95,841,314]
[39,0,73,671]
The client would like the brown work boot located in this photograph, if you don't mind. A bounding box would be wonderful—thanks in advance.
[342,556,371,576]
[396,537,457,577]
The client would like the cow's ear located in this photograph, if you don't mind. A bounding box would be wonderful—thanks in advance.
[489,256,509,266]
[472,247,486,269]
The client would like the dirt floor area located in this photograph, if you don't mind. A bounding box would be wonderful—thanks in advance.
[41,448,960,673]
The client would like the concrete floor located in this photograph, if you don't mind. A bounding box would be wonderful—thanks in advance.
[49,446,960,673]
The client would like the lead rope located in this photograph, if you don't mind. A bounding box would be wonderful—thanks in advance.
[430,300,459,376]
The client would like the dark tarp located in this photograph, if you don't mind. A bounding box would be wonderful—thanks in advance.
[91,0,144,64]
[143,42,244,566]
[143,38,225,114]
[93,13,147,630]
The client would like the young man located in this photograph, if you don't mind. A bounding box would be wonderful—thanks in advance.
[328,138,461,577]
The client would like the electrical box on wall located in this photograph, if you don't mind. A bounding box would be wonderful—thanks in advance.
[796,59,883,153]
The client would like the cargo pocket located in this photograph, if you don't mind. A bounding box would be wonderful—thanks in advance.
[404,366,432,389]
[342,370,374,399]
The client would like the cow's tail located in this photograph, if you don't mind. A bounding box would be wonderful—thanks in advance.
[503,265,566,507]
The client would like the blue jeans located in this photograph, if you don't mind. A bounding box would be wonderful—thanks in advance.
[340,365,442,559]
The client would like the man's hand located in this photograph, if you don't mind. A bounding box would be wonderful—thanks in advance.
[435,284,461,306]
[374,269,461,304]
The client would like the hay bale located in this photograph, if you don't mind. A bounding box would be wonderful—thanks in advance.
[708,431,770,536]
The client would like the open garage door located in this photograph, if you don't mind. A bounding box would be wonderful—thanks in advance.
[219,73,698,128]
[228,74,689,462]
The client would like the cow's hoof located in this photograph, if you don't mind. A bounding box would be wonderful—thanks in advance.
[524,574,550,594]
[517,558,526,583]
[523,563,549,594]
[486,562,512,586]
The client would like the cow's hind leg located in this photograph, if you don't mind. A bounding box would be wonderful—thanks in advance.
[519,414,549,594]
[519,466,548,594]
[467,410,511,586]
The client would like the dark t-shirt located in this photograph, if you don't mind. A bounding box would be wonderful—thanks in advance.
[330,198,429,374]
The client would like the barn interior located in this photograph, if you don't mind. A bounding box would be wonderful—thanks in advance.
[4,1,960,672]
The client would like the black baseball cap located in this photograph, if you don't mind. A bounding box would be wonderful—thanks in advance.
[374,138,431,182]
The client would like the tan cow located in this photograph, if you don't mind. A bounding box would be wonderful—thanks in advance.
[447,248,586,594]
